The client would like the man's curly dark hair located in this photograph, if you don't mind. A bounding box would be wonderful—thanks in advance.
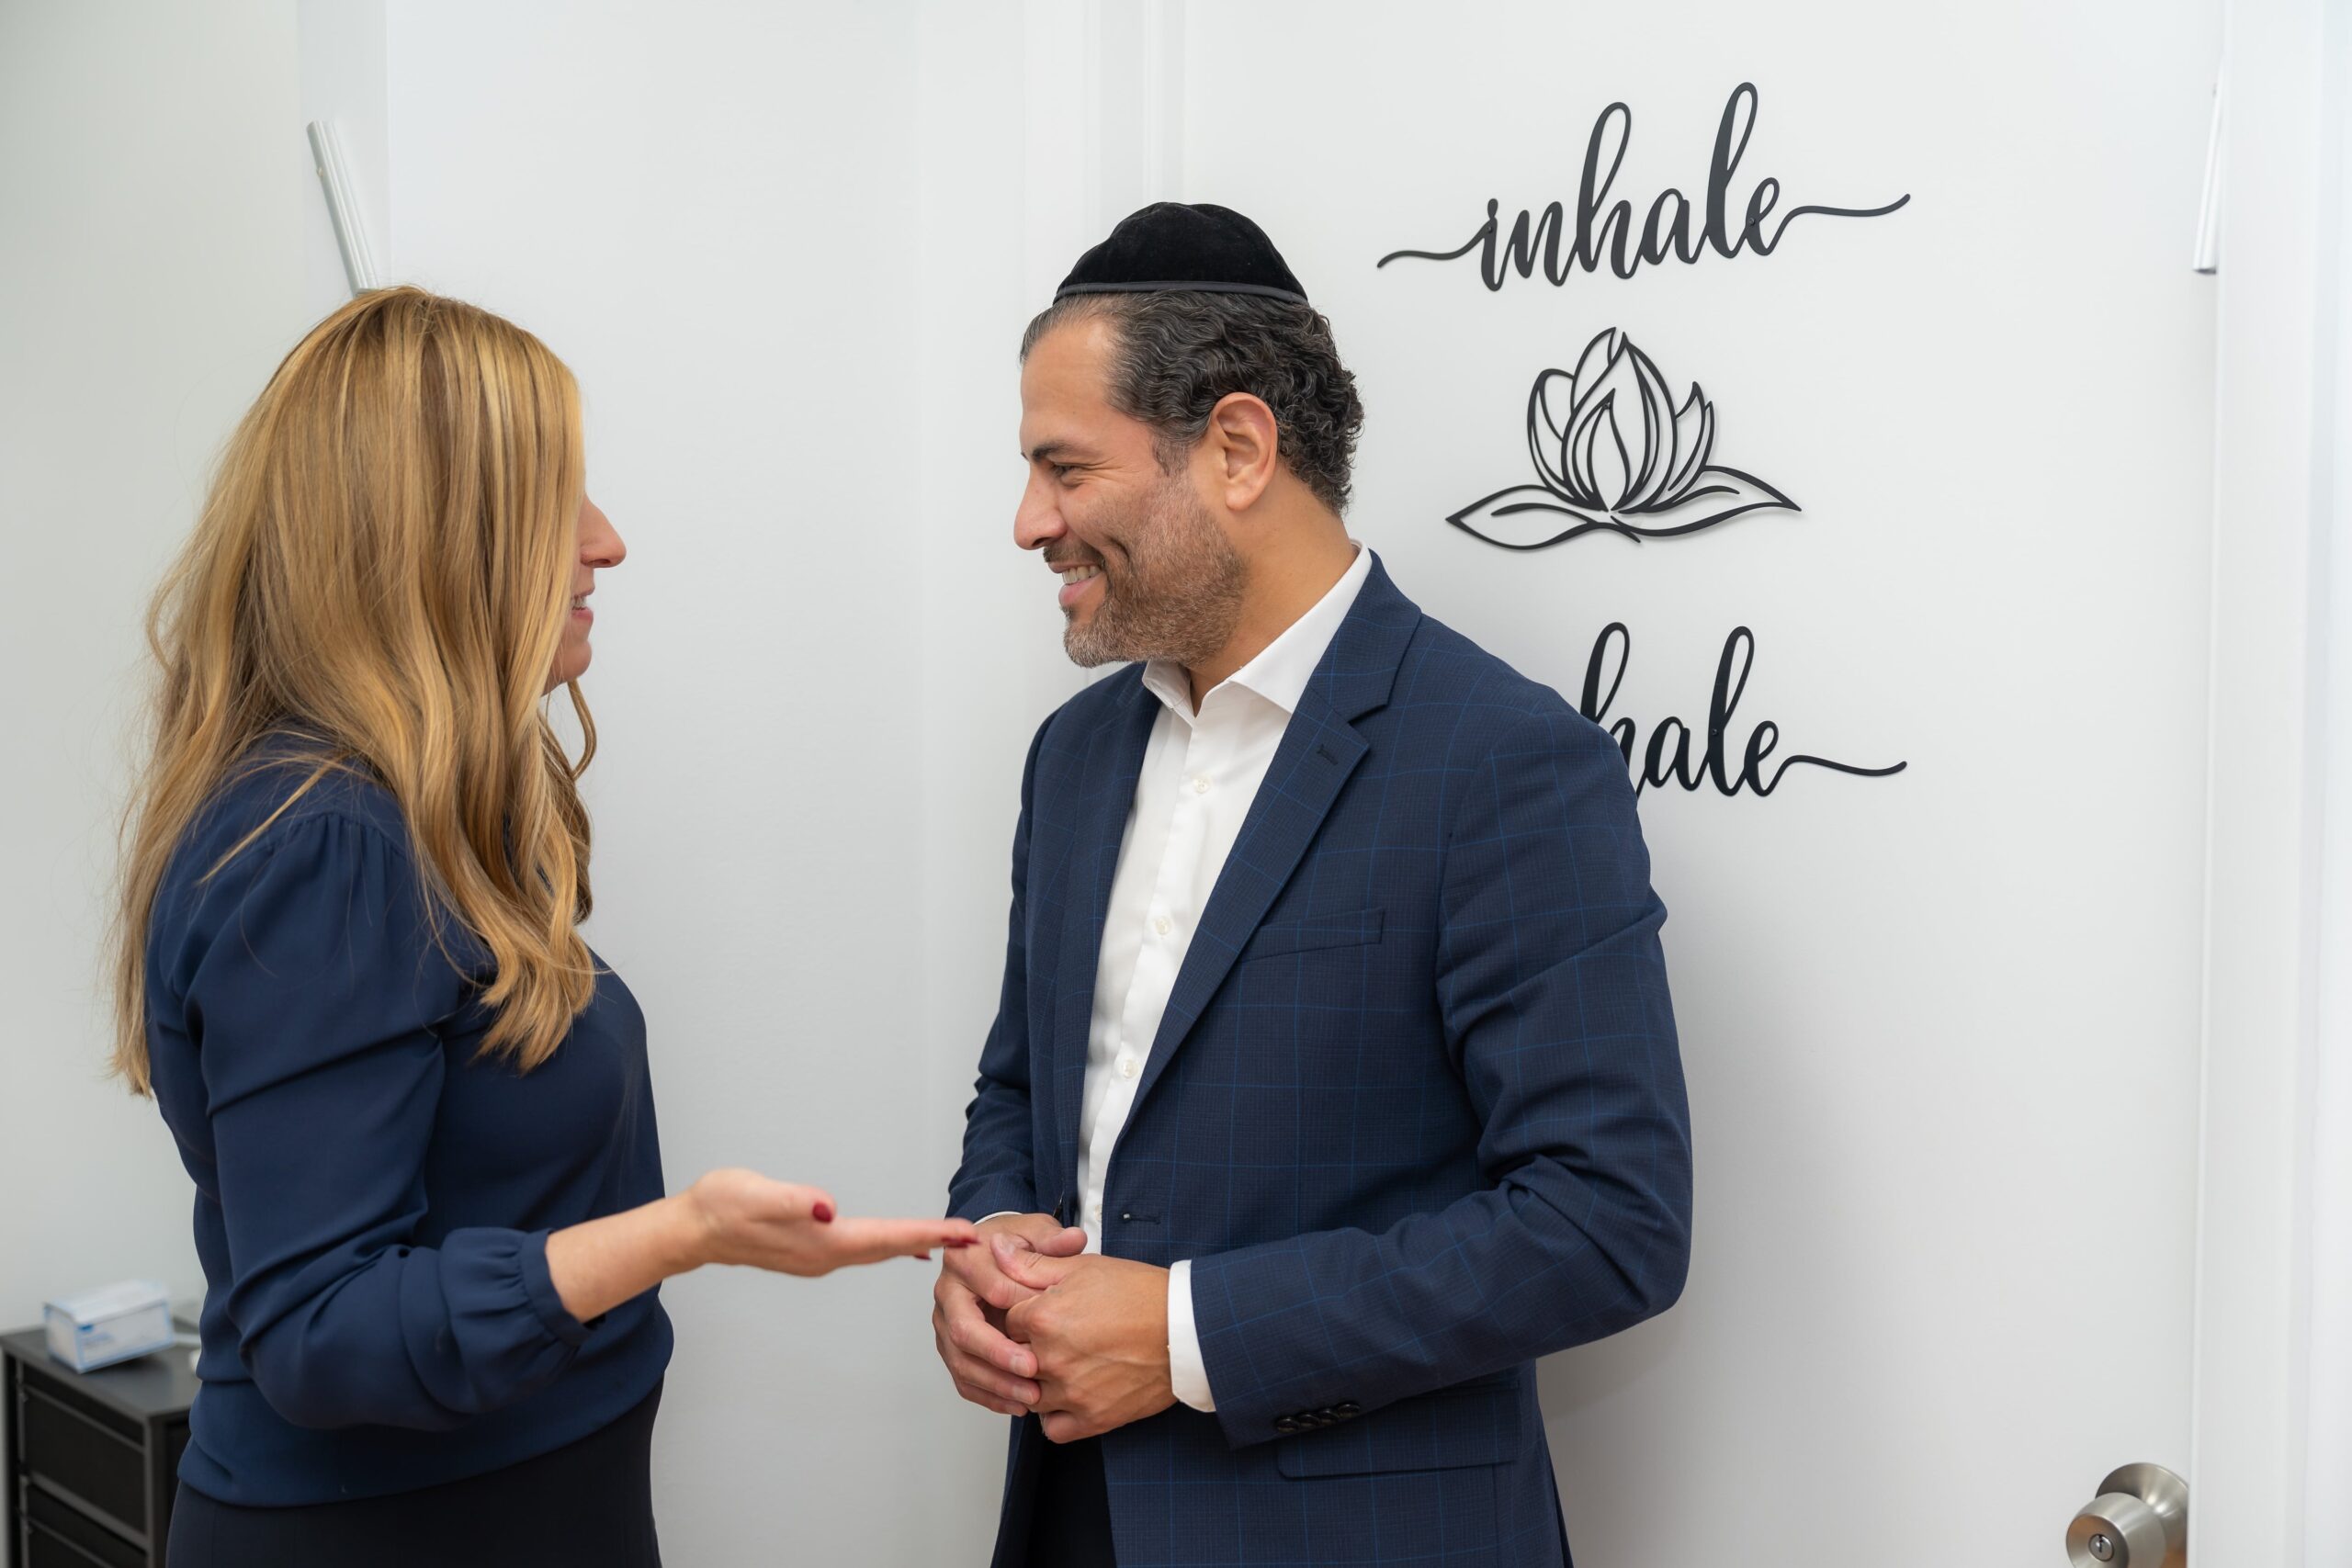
[1020,291,1366,514]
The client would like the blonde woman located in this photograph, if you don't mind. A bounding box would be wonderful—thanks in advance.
[112,288,971,1568]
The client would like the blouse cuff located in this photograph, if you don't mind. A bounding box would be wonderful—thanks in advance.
[517,1228,599,1345]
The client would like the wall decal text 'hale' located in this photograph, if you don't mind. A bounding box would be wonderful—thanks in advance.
[1379,83,1909,291]
[1583,622,1906,796]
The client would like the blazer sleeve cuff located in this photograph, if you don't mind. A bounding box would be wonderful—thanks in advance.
[948,1180,1041,1225]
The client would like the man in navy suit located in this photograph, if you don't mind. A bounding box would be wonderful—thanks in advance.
[934,203,1692,1568]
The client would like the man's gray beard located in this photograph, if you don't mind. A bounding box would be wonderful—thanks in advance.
[1062,479,1248,671]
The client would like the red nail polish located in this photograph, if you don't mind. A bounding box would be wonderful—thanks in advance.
[811,1202,835,1224]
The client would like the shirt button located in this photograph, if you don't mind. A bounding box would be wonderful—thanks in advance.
[1118,1055,1139,1078]
[1153,914,1173,937]
[1192,775,1211,794]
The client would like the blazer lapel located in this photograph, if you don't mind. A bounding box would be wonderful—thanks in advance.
[1050,671,1159,1199]
[1126,557,1423,1119]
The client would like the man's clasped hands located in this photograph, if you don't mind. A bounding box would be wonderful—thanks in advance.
[932,1214,1177,1442]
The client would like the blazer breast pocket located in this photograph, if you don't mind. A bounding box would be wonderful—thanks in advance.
[1273,1371,1521,1479]
[1237,907,1385,965]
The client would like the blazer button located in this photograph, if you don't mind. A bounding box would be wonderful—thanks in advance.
[1273,1416,1301,1435]
[1334,1402,1362,1418]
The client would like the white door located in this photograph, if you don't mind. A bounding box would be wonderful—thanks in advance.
[1152,3,2219,1562]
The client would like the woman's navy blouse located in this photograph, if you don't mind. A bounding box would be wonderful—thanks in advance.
[144,744,673,1506]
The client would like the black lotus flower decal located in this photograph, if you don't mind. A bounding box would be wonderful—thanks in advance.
[1449,330,1798,549]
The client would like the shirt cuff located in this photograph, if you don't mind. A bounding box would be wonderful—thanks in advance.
[975,1211,1023,1224]
[1167,1259,1215,1412]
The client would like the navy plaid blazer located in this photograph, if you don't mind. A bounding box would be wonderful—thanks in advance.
[950,555,1691,1567]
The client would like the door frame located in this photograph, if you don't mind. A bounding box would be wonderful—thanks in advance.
[2193,0,2329,1561]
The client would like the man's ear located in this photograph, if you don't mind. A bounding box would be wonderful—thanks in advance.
[1205,391,1280,513]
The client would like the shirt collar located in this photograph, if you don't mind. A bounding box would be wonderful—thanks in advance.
[1140,543,1371,720]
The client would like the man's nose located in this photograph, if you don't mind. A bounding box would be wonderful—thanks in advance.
[1013,477,1064,553]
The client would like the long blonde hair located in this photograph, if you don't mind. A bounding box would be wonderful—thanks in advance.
[110,287,597,1091]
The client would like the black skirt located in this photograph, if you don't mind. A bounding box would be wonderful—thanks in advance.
[166,1382,662,1568]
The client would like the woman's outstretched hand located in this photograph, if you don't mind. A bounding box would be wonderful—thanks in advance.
[684,1168,978,1276]
[547,1170,977,1324]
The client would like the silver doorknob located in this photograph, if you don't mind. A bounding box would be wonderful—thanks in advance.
[2067,1463,2187,1568]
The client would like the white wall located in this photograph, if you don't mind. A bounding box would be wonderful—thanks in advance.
[0,4,1065,1559]
[2310,30,2352,1540]
[0,0,318,1546]
[373,4,1074,1561]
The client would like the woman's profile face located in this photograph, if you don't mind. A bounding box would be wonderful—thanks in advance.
[548,494,625,693]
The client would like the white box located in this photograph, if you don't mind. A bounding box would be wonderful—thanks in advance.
[43,1280,174,1373]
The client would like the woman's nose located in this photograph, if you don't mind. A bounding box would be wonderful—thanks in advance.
[581,497,626,568]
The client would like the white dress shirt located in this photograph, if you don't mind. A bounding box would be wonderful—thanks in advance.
[1050,543,1372,1413]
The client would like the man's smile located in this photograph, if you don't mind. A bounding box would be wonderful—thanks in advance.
[1054,560,1104,609]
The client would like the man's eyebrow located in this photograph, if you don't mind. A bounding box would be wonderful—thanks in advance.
[1025,442,1083,464]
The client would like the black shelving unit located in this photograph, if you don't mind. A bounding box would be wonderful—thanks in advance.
[4,1325,197,1568]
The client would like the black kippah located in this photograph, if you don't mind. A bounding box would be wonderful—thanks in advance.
[1055,202,1308,305]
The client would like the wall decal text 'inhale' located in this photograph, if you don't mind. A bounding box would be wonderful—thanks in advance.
[1378,83,1909,291]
